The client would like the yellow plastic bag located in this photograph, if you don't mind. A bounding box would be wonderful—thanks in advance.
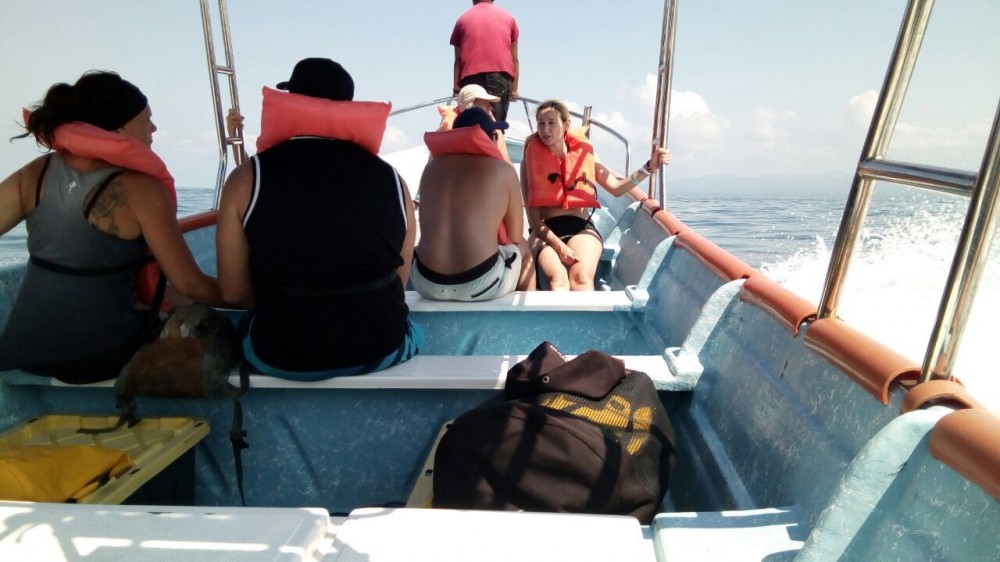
[0,445,132,502]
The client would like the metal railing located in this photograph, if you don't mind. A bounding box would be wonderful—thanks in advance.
[817,0,1000,382]
[199,0,244,209]
[389,95,632,173]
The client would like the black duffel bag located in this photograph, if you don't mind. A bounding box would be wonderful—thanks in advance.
[433,341,676,523]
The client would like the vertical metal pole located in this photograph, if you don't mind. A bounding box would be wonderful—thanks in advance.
[817,0,935,319]
[200,0,243,210]
[649,0,677,202]
[199,0,226,209]
[218,0,244,169]
[922,101,1000,381]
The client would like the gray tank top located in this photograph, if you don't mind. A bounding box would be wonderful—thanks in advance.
[0,153,148,369]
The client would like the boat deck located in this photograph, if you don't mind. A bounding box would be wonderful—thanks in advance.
[0,189,998,561]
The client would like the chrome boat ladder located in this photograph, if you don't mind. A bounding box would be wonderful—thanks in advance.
[199,0,244,209]
[818,0,1000,383]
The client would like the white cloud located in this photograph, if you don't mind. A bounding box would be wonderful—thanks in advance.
[631,74,658,109]
[749,106,797,149]
[593,110,636,139]
[891,120,989,150]
[380,126,412,153]
[848,90,878,128]
[668,90,730,144]
[506,118,533,140]
[621,74,734,175]
[845,89,992,169]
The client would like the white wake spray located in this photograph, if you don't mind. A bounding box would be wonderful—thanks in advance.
[762,196,999,411]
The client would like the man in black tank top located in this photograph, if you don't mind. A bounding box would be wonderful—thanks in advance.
[216,58,422,380]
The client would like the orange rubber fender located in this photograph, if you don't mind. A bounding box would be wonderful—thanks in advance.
[930,408,1000,502]
[674,230,755,281]
[901,378,981,414]
[739,275,816,336]
[804,317,920,404]
[651,206,687,236]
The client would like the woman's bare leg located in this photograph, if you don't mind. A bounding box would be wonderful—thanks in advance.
[531,235,571,291]
[566,231,604,291]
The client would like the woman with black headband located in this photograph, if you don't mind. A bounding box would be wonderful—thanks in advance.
[0,71,223,384]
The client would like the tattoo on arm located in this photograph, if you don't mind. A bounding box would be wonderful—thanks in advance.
[86,178,129,236]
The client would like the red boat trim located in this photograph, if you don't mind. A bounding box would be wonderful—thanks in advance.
[178,210,218,233]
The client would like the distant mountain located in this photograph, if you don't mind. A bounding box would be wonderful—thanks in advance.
[666,172,854,199]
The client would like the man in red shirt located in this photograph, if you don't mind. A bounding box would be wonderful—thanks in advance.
[450,0,519,121]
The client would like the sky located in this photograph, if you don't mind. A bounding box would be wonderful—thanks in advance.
[1,0,998,191]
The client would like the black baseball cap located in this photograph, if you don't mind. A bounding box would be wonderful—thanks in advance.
[276,58,354,101]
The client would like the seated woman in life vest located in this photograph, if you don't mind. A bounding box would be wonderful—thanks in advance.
[522,99,670,291]
[0,71,224,384]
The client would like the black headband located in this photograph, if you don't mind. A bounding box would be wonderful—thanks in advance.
[78,76,148,131]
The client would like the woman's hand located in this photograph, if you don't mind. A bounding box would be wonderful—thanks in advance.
[649,147,671,169]
[556,243,579,266]
[226,108,244,137]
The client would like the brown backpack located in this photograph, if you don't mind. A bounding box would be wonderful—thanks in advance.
[433,342,676,523]
[79,304,250,505]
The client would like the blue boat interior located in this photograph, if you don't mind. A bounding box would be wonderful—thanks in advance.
[1,181,997,560]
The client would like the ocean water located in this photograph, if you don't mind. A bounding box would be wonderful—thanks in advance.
[1,185,996,410]
[669,186,998,411]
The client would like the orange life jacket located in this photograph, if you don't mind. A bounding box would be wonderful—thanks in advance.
[525,128,600,209]
[436,104,497,132]
[423,126,504,161]
[422,126,512,244]
[25,110,178,308]
[437,104,459,131]
[256,87,391,155]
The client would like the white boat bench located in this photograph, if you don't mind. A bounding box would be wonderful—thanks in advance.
[323,507,654,562]
[652,506,805,561]
[405,289,639,312]
[0,502,332,561]
[0,502,655,562]
[5,354,676,391]
[245,353,677,390]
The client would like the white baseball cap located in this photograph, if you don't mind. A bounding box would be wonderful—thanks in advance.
[458,84,501,109]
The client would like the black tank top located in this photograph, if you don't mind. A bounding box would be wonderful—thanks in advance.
[244,138,408,371]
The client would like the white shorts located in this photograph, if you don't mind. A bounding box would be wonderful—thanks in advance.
[412,244,520,302]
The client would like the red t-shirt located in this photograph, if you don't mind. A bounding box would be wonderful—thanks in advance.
[450,3,519,79]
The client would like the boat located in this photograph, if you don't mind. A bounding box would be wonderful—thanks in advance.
[1,0,998,560]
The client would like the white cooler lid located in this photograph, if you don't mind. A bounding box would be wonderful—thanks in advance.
[0,502,330,562]
[325,507,653,562]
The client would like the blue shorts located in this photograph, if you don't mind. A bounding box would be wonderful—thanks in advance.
[243,317,424,381]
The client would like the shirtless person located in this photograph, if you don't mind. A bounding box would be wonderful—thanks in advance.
[412,107,532,300]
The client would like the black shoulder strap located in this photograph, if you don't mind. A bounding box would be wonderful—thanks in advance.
[141,273,168,341]
[84,169,127,217]
[34,154,53,208]
[229,362,251,506]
